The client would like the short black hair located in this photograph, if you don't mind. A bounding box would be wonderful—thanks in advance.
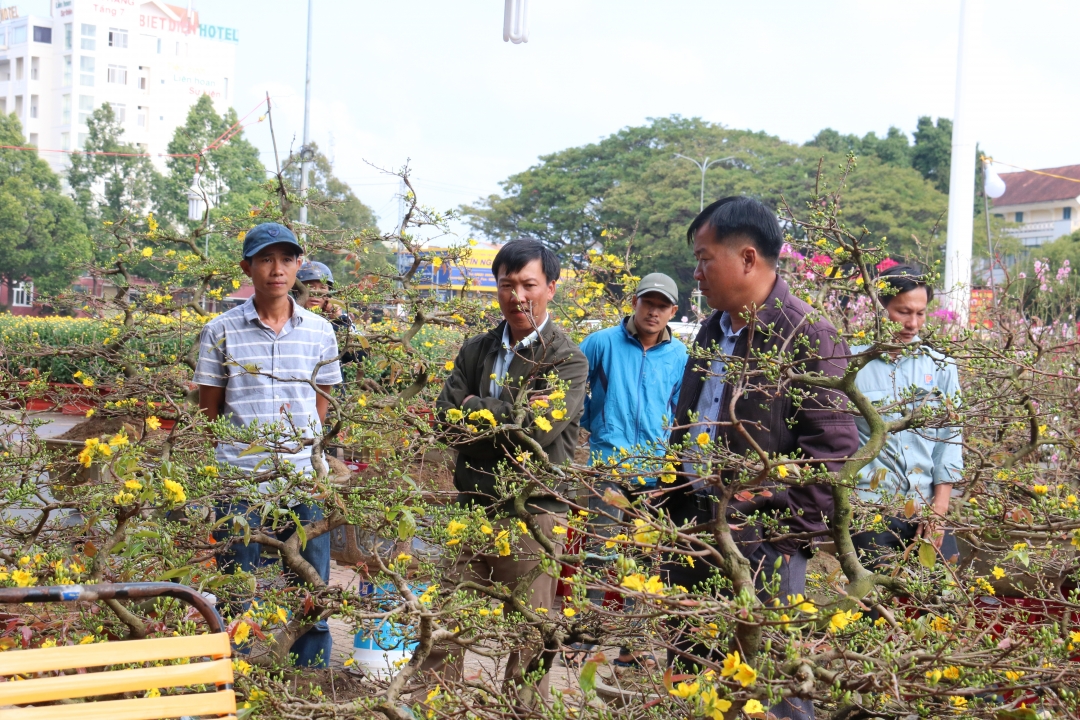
[686,196,783,262]
[878,264,933,305]
[491,239,561,283]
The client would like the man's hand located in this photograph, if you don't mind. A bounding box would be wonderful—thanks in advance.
[918,483,953,550]
[198,385,224,423]
[917,518,945,550]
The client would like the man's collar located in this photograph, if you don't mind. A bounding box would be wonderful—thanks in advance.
[717,311,743,338]
[244,295,302,327]
[501,313,549,349]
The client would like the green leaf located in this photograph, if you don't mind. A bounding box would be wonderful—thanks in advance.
[154,566,194,581]
[238,443,268,458]
[996,710,1038,720]
[290,509,307,551]
[918,540,936,569]
[398,508,417,542]
[579,659,599,694]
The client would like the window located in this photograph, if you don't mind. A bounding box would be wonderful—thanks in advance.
[61,132,70,151]
[0,28,7,47]
[1015,211,1024,223]
[77,132,88,148]
[62,94,70,123]
[107,64,126,85]
[110,102,125,123]
[63,55,71,85]
[137,106,146,127]
[28,133,37,145]
[32,26,51,44]
[11,25,26,45]
[64,23,72,50]
[12,282,33,308]
[1064,207,1072,220]
[29,96,37,118]
[80,56,94,86]
[29,57,37,80]
[80,23,95,51]
[156,37,161,54]
[138,75,147,90]
[78,94,93,124]
[224,77,228,99]
[108,28,127,48]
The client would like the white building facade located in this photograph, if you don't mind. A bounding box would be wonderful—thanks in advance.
[990,164,1080,247]
[0,0,237,173]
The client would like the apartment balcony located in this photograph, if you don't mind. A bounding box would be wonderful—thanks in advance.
[1003,219,1073,247]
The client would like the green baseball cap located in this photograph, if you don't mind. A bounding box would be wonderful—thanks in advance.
[635,272,679,304]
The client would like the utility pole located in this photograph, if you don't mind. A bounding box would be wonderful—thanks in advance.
[943,0,981,325]
[298,0,314,230]
[674,154,735,211]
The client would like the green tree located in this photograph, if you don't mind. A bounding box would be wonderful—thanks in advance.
[0,114,91,305]
[158,94,267,228]
[464,116,947,302]
[911,116,954,194]
[282,142,381,282]
[67,103,161,225]
[807,126,912,167]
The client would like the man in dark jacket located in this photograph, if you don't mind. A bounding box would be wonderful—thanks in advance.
[664,197,859,720]
[424,239,588,698]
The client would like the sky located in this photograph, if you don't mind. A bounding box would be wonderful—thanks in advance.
[23,1,1080,235]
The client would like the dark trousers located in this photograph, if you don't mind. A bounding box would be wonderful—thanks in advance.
[662,527,814,720]
[583,481,638,655]
[852,516,959,569]
[214,502,332,668]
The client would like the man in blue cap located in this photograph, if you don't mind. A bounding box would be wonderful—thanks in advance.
[195,222,343,667]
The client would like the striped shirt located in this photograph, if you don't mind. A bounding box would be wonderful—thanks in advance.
[194,296,342,476]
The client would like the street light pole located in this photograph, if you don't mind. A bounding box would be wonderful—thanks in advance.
[943,0,981,325]
[298,0,314,230]
[674,154,735,211]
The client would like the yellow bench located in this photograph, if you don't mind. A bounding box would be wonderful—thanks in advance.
[0,582,236,719]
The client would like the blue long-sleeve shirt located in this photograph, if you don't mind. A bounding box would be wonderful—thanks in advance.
[579,318,688,477]
[851,342,963,505]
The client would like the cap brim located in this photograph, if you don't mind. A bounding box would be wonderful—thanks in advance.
[244,239,304,260]
[635,288,678,304]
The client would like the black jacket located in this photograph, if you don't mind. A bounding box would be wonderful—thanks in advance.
[436,319,588,514]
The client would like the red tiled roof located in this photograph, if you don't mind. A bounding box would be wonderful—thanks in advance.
[993,164,1080,207]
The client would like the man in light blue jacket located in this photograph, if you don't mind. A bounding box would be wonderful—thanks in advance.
[580,272,689,468]
[852,265,963,565]
[572,272,688,668]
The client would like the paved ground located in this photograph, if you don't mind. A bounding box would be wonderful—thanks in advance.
[324,563,591,696]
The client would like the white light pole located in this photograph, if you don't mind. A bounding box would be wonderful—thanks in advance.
[943,0,981,326]
[674,154,735,212]
[503,0,529,43]
[298,0,314,230]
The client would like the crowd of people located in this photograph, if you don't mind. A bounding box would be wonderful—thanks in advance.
[193,196,962,718]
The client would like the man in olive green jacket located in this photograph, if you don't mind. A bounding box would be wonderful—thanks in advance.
[424,239,587,699]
